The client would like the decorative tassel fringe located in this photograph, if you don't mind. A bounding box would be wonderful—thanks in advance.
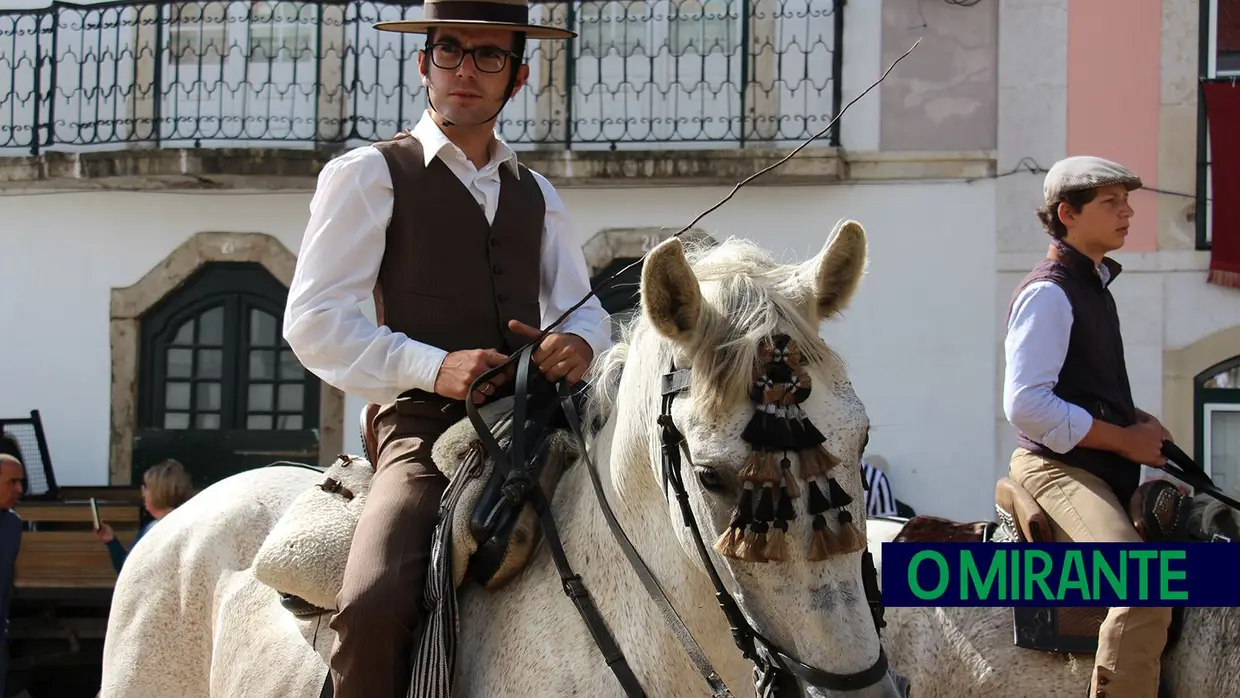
[825,510,867,555]
[808,514,831,561]
[734,521,769,563]
[799,446,838,479]
[763,523,787,561]
[779,456,800,498]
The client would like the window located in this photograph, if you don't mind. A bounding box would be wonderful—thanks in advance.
[1195,357,1240,492]
[1210,0,1240,76]
[248,1,315,63]
[168,2,228,66]
[669,0,738,55]
[578,1,648,57]
[138,262,319,433]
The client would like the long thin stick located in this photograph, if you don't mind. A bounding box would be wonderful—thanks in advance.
[471,37,923,395]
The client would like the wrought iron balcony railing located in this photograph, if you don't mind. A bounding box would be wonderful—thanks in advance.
[0,0,844,156]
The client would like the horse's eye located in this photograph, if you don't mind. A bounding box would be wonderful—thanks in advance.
[695,466,725,491]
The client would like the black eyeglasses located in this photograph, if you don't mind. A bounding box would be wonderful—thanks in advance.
[427,41,519,74]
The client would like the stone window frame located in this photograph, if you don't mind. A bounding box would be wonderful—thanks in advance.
[109,231,344,485]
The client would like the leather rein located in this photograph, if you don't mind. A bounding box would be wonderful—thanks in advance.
[466,345,891,697]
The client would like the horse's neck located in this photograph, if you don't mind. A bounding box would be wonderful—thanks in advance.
[563,416,750,693]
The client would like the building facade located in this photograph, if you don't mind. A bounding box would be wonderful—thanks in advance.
[0,0,1235,522]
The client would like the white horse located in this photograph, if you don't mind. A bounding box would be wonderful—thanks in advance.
[865,491,1240,697]
[99,223,910,698]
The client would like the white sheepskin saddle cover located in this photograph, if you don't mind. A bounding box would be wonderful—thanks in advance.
[251,397,565,610]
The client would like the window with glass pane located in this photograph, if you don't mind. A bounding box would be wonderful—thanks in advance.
[162,305,226,430]
[169,2,228,66]
[248,1,315,62]
[1197,357,1240,492]
[1217,0,1240,75]
[670,0,736,55]
[579,1,647,57]
[245,307,307,430]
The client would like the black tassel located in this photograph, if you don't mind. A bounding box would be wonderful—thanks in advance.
[837,509,853,526]
[734,487,755,527]
[826,478,853,509]
[796,411,826,449]
[754,486,775,522]
[807,480,829,516]
[741,410,768,444]
[766,362,793,385]
[776,486,796,520]
[768,413,792,451]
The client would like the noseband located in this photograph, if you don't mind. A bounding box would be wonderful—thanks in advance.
[542,333,891,698]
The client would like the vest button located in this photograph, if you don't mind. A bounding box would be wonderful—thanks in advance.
[490,238,499,248]
[493,264,503,275]
[497,293,508,303]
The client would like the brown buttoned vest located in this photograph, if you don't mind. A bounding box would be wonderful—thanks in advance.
[370,135,545,396]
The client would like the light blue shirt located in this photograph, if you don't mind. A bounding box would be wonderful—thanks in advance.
[1002,263,1113,455]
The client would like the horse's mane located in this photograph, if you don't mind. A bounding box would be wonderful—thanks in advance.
[584,237,838,457]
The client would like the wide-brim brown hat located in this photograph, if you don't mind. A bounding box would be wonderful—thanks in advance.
[373,0,576,41]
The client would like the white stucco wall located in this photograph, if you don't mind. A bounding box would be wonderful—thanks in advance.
[0,177,1000,520]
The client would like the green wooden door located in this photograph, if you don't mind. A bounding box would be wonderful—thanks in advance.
[133,262,321,490]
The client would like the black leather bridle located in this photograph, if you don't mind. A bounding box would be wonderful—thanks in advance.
[466,344,893,697]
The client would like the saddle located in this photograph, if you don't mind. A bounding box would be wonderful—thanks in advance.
[891,476,1195,657]
[251,375,583,616]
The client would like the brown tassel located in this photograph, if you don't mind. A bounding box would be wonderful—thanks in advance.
[738,451,764,482]
[808,514,830,561]
[713,526,744,558]
[763,522,787,561]
[824,510,866,556]
[799,445,838,479]
[779,456,800,498]
[735,523,769,563]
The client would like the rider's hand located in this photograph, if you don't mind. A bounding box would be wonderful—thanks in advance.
[1120,420,1168,467]
[507,320,594,385]
[433,349,510,404]
[1138,410,1174,443]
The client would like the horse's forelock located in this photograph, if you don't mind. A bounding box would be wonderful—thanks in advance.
[584,237,839,435]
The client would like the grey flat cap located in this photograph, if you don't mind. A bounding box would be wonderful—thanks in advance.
[1043,155,1143,205]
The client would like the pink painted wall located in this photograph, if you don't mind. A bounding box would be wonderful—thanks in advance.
[1066,0,1162,252]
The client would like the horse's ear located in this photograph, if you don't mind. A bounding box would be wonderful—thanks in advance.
[807,219,867,321]
[641,237,702,343]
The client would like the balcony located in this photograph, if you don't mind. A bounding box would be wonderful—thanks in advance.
[0,0,861,189]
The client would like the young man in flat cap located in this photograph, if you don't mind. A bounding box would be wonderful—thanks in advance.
[283,2,611,695]
[1002,155,1174,698]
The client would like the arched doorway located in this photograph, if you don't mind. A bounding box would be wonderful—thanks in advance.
[133,262,320,489]
[1195,355,1240,491]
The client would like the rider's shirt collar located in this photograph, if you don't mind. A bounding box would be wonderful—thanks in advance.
[412,109,521,179]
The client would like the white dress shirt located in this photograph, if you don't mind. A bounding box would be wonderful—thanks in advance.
[1002,263,1113,455]
[283,110,613,406]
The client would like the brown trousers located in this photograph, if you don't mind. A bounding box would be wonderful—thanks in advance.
[327,395,465,698]
[1009,448,1172,698]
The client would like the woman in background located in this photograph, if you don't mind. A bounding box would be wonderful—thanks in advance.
[94,459,195,573]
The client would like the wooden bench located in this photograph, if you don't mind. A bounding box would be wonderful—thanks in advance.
[13,499,144,589]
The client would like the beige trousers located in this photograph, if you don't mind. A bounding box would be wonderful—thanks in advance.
[1009,448,1172,698]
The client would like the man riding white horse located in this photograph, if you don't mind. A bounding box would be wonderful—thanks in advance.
[282,1,611,695]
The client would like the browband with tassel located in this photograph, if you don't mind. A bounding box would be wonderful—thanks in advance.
[714,334,866,563]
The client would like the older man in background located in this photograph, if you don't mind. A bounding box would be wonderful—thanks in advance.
[0,454,24,696]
